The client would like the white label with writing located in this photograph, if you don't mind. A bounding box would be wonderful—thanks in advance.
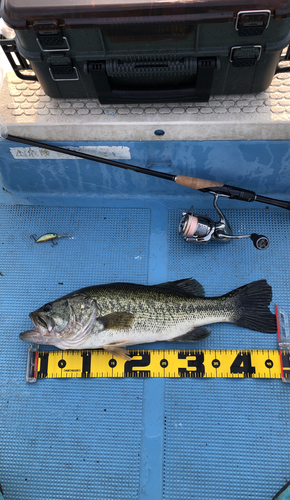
[9,146,131,160]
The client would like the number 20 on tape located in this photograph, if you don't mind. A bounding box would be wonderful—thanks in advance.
[26,347,289,382]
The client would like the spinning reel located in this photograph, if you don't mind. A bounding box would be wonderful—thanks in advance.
[179,193,269,250]
[5,134,289,253]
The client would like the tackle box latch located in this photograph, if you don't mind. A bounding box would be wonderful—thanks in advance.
[33,21,70,52]
[236,10,271,37]
[230,46,262,67]
[84,57,219,104]
[48,56,79,81]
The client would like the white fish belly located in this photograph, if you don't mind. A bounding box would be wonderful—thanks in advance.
[78,312,228,349]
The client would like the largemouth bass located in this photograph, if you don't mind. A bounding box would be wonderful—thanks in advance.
[20,278,277,359]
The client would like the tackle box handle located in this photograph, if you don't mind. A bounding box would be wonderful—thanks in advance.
[85,57,218,104]
[0,37,37,81]
[276,45,290,74]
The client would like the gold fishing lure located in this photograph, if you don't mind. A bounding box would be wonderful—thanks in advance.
[33,233,71,243]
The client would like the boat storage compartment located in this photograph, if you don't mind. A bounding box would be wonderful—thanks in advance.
[1,0,290,103]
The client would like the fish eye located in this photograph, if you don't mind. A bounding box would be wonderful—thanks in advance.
[43,303,52,312]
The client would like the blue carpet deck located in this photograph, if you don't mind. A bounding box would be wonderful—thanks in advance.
[0,204,289,500]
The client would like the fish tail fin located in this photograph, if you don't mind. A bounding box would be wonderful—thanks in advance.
[228,279,277,333]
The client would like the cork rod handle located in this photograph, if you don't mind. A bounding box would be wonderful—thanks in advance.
[175,175,224,190]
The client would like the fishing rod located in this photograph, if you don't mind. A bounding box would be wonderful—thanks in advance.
[6,133,290,250]
[6,133,290,211]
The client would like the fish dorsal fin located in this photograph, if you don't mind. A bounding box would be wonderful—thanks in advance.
[156,278,205,297]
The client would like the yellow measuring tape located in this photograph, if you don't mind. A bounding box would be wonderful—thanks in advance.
[26,347,290,381]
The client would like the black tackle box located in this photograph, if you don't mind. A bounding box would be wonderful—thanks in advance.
[1,0,290,104]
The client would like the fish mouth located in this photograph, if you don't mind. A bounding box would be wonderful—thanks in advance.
[30,312,55,333]
[19,312,55,343]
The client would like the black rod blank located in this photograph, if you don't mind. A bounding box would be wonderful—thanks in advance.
[6,133,290,212]
[6,134,176,182]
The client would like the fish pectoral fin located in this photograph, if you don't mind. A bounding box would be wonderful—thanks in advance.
[99,312,134,331]
[104,343,131,361]
[171,327,211,342]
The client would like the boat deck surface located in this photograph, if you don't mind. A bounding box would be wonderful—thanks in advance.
[0,69,290,500]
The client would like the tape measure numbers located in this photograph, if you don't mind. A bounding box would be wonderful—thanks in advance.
[26,348,290,381]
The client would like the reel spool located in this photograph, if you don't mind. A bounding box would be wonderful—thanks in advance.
[179,194,269,250]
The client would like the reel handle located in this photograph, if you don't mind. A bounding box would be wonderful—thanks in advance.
[250,234,269,250]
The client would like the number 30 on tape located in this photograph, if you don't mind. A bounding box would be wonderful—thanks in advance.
[26,347,290,382]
